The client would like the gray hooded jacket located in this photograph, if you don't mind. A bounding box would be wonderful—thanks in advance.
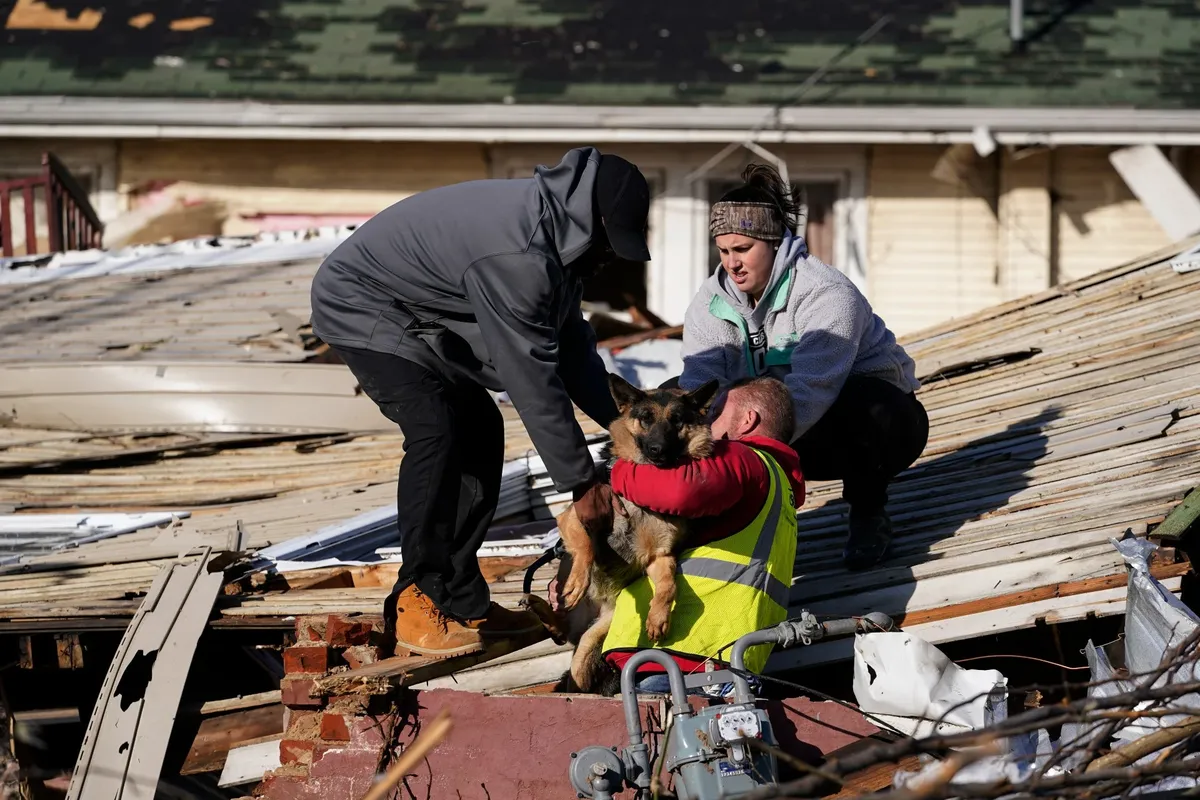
[680,230,919,439]
[310,148,618,491]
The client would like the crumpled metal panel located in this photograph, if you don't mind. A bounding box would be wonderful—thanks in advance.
[0,361,391,434]
[0,511,190,565]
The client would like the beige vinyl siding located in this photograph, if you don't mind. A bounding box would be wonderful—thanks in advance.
[1052,146,1173,283]
[866,145,1005,336]
[117,139,489,236]
[866,144,1187,335]
[997,150,1052,300]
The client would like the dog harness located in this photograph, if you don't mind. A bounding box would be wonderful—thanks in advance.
[601,447,798,675]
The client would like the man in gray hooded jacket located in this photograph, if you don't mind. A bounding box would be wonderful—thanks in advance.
[310,147,650,658]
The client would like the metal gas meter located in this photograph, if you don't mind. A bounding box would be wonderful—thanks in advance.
[568,611,894,800]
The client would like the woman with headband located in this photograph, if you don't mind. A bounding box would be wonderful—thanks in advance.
[678,164,928,571]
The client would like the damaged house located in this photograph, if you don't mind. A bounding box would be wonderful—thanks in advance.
[2,1,1200,793]
[0,214,1198,795]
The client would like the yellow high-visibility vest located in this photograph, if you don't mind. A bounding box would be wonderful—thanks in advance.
[601,448,798,674]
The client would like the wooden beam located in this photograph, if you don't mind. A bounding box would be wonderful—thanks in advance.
[314,629,548,696]
[11,708,79,724]
[55,633,83,669]
[183,689,281,716]
[596,324,683,351]
[1153,486,1200,541]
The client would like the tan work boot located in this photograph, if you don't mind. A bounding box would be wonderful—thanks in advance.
[392,586,484,659]
[462,602,546,639]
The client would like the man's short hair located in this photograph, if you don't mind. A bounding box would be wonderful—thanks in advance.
[725,377,795,443]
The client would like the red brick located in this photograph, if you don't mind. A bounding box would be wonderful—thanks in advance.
[283,645,333,675]
[280,677,324,710]
[253,770,313,800]
[304,776,373,800]
[320,713,351,742]
[310,746,380,779]
[350,715,395,750]
[295,616,327,644]
[341,645,381,670]
[279,739,318,766]
[326,615,372,647]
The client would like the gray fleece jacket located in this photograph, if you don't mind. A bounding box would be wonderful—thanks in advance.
[679,230,919,438]
[310,148,618,492]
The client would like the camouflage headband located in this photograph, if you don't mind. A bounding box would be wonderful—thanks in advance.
[709,201,783,242]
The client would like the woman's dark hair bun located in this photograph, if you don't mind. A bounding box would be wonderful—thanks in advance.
[718,163,802,232]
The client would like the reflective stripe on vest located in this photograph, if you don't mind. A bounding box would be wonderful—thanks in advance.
[601,448,798,674]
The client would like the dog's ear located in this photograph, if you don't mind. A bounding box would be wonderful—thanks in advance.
[685,379,721,416]
[608,373,645,412]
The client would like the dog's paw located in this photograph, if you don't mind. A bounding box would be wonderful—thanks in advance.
[520,593,568,644]
[560,567,591,610]
[645,607,672,642]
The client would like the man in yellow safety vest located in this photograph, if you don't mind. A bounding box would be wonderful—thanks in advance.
[601,377,804,696]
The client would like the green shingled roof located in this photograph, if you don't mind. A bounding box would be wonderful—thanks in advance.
[2,0,1199,107]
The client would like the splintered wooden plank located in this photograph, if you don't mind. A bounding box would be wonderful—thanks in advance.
[180,704,285,775]
[314,629,549,696]
[774,576,1185,671]
[896,561,1192,628]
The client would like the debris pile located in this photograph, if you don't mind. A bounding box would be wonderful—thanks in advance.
[820,537,1200,800]
[0,230,1197,797]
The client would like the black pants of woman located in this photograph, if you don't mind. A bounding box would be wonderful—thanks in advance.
[791,376,928,516]
[792,376,928,569]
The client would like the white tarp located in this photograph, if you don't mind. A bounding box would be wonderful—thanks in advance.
[853,631,1008,737]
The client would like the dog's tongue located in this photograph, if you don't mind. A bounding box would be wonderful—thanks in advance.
[548,577,563,612]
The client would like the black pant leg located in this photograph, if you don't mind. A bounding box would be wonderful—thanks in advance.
[442,380,505,619]
[792,377,929,514]
[330,345,493,620]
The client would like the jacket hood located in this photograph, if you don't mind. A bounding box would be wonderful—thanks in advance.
[708,228,808,325]
[533,147,601,267]
[741,434,805,502]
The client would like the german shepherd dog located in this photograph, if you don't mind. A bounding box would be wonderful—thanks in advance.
[525,374,720,693]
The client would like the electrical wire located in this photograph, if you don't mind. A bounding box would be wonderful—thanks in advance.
[956,654,1091,671]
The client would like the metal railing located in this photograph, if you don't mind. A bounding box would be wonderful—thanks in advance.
[0,152,104,258]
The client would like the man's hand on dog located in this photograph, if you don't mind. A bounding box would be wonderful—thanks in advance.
[571,477,626,539]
